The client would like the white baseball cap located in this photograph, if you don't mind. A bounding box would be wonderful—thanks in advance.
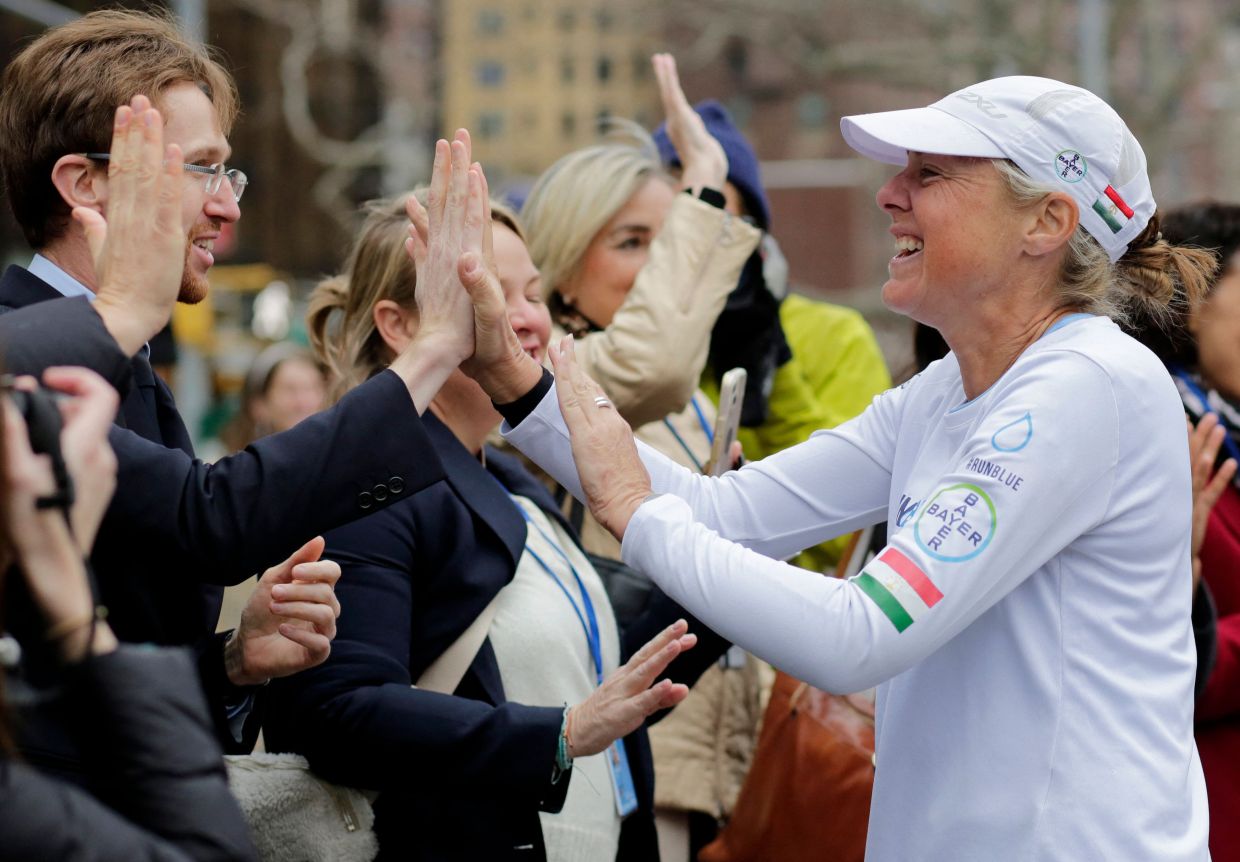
[840,76,1154,263]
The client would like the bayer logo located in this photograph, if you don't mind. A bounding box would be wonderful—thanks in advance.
[1055,150,1088,183]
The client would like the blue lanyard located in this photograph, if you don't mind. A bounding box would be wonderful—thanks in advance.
[511,497,604,686]
[662,394,713,472]
[690,395,713,441]
[1170,366,1240,466]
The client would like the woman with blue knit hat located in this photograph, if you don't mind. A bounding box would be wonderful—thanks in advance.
[650,97,892,860]
[520,55,762,562]
[653,98,892,574]
[463,74,1216,860]
[653,99,788,432]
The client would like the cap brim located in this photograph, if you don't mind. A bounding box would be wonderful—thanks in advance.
[840,106,1006,165]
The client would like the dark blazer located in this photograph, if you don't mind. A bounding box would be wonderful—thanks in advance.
[0,644,258,861]
[0,264,448,772]
[265,413,727,862]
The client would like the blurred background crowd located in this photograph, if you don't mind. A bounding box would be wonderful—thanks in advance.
[6,0,1240,453]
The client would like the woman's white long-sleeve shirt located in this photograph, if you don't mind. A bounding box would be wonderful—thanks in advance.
[503,316,1209,862]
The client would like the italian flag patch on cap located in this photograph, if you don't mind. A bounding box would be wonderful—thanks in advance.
[854,547,943,632]
[1090,185,1134,234]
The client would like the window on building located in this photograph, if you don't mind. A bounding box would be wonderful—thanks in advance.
[596,57,612,83]
[561,56,575,83]
[476,60,505,87]
[477,9,504,35]
[728,96,753,127]
[595,10,613,30]
[725,38,748,79]
[595,107,612,130]
[796,93,829,129]
[561,112,576,138]
[632,52,650,80]
[477,111,505,139]
[558,9,576,30]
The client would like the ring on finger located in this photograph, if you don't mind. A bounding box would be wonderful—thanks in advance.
[593,395,612,410]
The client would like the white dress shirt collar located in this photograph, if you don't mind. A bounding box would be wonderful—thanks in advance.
[28,254,151,359]
[28,254,95,301]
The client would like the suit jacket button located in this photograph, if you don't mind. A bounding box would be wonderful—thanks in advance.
[358,490,374,510]
[373,483,389,502]
[389,476,405,494]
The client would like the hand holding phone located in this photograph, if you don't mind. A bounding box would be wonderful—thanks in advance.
[706,368,747,476]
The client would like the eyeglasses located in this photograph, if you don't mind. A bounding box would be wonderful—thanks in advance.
[82,153,248,202]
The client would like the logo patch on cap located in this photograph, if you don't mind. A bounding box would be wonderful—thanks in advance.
[954,91,1008,118]
[1054,150,1087,183]
[1090,186,1134,234]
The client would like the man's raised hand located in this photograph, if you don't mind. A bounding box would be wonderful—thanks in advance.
[74,96,186,358]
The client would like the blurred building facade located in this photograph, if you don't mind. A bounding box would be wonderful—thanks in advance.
[4,0,1240,307]
[440,2,658,178]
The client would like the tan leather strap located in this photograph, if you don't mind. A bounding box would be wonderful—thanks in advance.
[414,593,501,694]
[833,525,874,581]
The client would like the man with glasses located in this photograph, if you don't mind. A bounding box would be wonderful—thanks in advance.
[79,152,247,304]
[0,9,469,780]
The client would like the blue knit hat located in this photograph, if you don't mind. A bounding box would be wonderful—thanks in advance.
[653,100,771,230]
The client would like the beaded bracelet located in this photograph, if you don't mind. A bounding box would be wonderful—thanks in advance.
[553,706,574,778]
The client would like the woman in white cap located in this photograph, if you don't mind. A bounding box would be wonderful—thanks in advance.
[446,76,1218,860]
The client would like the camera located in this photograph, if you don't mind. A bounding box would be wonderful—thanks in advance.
[0,375,73,509]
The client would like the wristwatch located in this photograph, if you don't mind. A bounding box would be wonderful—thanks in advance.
[687,186,726,209]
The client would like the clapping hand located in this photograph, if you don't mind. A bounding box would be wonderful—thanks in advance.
[652,53,727,194]
[72,96,187,358]
[1187,413,1237,592]
[225,536,342,687]
[566,620,696,758]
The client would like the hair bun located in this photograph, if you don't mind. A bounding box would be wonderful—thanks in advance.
[1116,211,1217,326]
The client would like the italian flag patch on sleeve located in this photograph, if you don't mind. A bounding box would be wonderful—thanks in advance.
[854,547,943,632]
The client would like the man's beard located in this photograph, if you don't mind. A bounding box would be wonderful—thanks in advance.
[178,247,208,304]
[178,229,214,305]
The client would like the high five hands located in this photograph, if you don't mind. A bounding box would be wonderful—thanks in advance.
[403,130,542,404]
[399,54,719,408]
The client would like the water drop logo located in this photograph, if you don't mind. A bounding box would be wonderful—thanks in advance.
[990,412,1033,452]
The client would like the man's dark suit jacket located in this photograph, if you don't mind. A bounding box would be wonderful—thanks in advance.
[0,264,448,776]
[264,414,729,861]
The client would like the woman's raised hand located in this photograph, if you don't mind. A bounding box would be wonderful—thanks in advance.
[566,620,695,758]
[402,130,478,368]
[652,53,727,194]
[548,334,652,539]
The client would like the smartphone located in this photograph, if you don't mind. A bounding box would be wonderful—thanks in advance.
[706,367,747,476]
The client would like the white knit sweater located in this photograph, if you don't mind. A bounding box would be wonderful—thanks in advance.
[487,495,623,861]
